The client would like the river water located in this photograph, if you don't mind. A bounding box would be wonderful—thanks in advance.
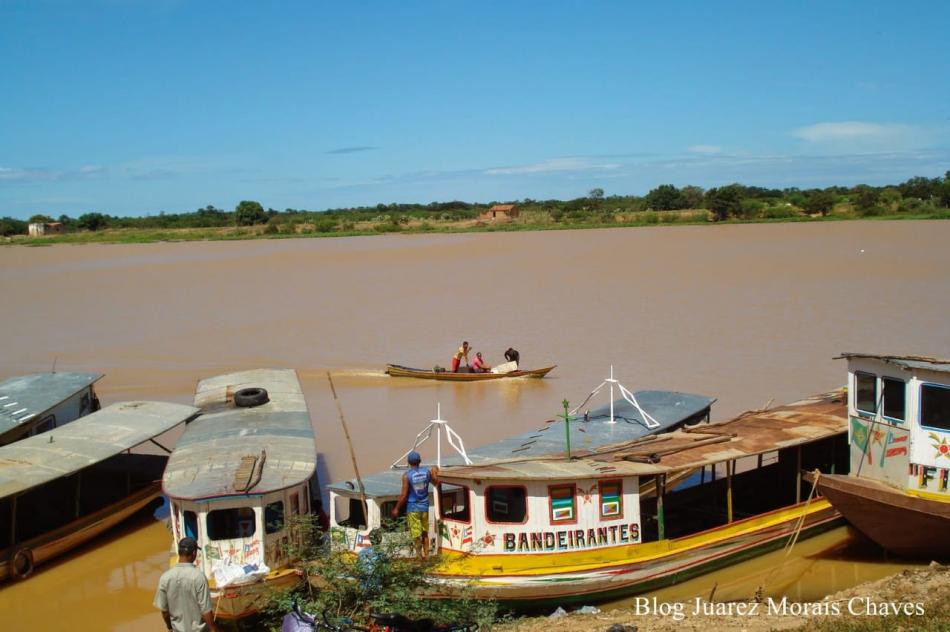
[1,221,948,629]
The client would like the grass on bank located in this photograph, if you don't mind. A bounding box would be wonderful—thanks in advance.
[5,205,950,247]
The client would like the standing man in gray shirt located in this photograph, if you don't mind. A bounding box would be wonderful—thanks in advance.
[154,537,219,632]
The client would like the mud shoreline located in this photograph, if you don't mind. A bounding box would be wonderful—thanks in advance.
[497,564,950,631]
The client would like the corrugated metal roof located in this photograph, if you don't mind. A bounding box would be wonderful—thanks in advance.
[837,353,950,373]
[0,401,198,498]
[0,372,103,438]
[326,390,715,498]
[163,369,316,500]
[440,389,847,482]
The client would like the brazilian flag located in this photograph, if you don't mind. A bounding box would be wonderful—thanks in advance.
[851,418,869,452]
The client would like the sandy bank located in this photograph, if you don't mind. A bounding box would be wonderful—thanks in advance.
[496,563,950,631]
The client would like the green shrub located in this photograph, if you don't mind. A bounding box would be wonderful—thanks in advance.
[260,517,496,631]
[739,198,765,219]
[314,219,336,233]
[761,205,800,219]
[857,205,887,217]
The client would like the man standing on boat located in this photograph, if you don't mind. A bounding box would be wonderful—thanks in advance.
[451,341,470,372]
[392,451,439,559]
[504,347,520,367]
[154,537,219,632]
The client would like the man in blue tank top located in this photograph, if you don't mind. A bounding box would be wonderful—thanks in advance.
[392,450,440,559]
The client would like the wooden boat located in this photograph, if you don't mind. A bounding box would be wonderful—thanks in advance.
[327,389,848,607]
[0,372,103,445]
[162,369,319,620]
[386,364,555,381]
[814,354,950,559]
[0,400,198,581]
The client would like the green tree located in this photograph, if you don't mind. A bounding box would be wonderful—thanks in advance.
[234,200,267,226]
[851,185,880,214]
[588,188,604,200]
[940,171,950,208]
[29,214,54,223]
[897,176,937,201]
[645,184,687,211]
[704,184,744,220]
[77,212,109,231]
[803,190,836,215]
[0,217,28,236]
[681,185,705,209]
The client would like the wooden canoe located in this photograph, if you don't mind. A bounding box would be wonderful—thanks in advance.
[386,364,556,381]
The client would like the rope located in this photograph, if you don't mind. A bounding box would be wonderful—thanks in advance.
[752,469,822,603]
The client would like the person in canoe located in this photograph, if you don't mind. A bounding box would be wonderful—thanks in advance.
[451,341,471,372]
[471,352,491,373]
[504,347,520,367]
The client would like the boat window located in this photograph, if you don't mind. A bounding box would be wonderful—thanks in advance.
[548,485,576,523]
[854,372,877,416]
[921,384,950,431]
[334,497,367,529]
[599,480,624,520]
[439,484,470,522]
[32,415,54,435]
[183,510,198,539]
[486,486,527,524]
[265,501,285,534]
[0,497,10,548]
[206,507,256,541]
[882,377,906,422]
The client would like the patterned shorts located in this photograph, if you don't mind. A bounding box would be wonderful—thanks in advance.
[406,511,428,538]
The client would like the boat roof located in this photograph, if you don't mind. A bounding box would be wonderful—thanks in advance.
[837,353,950,374]
[439,389,847,482]
[0,372,103,438]
[326,390,715,498]
[162,369,316,500]
[0,401,198,498]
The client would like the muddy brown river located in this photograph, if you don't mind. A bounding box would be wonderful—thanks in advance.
[1,221,948,629]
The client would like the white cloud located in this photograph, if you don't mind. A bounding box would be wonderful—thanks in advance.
[793,121,915,144]
[688,145,721,154]
[486,157,620,176]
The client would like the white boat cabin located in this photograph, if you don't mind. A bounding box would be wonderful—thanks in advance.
[842,353,950,498]
[329,473,643,555]
[162,369,319,590]
[169,478,319,576]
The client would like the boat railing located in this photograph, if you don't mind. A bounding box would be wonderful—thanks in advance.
[391,403,472,469]
[570,365,661,428]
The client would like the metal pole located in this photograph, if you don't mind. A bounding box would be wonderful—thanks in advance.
[657,475,666,540]
[610,365,615,424]
[726,460,734,523]
[563,399,572,461]
[795,446,802,504]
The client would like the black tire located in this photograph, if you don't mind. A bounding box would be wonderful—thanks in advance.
[234,387,269,408]
[11,547,33,580]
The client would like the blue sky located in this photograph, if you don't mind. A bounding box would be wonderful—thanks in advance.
[1,1,948,218]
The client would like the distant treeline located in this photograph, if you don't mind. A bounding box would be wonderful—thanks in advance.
[3,173,950,237]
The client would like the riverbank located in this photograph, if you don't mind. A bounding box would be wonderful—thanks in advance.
[4,209,948,246]
[496,564,950,632]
